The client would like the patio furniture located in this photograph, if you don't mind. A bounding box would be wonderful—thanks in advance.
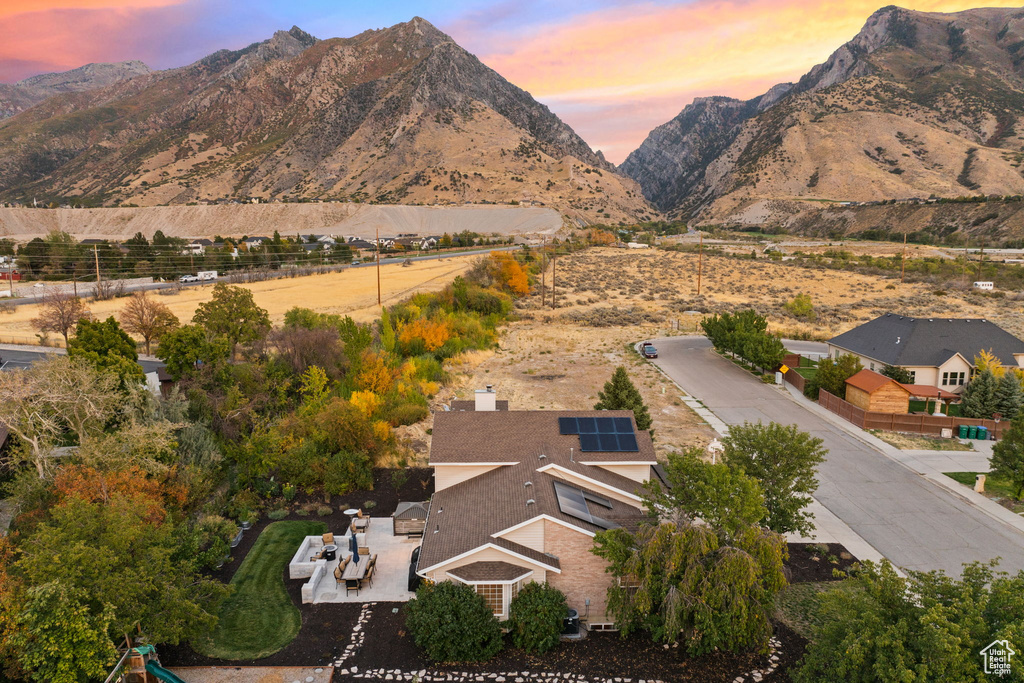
[363,563,375,588]
[309,547,325,562]
[353,516,369,531]
[343,556,368,595]
[358,546,370,555]
[322,544,338,561]
[322,532,335,545]
[334,558,350,586]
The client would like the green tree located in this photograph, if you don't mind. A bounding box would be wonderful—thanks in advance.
[592,521,786,654]
[961,369,999,419]
[192,284,270,353]
[17,492,228,645]
[405,581,503,662]
[881,364,913,384]
[594,366,652,431]
[649,447,766,538]
[507,582,567,654]
[7,582,117,683]
[990,415,1024,500]
[67,316,144,387]
[722,421,826,536]
[379,307,396,353]
[806,353,862,400]
[156,324,231,380]
[794,559,1024,683]
[740,332,786,372]
[995,371,1024,421]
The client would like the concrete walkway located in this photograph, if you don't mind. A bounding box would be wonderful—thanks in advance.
[652,336,1024,576]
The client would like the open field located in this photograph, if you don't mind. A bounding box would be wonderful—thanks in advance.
[0,256,478,345]
[513,246,1024,340]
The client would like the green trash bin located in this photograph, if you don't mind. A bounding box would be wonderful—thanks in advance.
[959,424,969,439]
[977,426,989,440]
[968,425,978,439]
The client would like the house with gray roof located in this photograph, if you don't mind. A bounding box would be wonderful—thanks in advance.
[827,314,1024,393]
[416,388,654,627]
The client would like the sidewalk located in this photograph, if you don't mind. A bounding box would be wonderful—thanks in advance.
[780,382,1024,542]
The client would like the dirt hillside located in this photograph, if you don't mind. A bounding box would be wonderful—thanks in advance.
[0,203,564,241]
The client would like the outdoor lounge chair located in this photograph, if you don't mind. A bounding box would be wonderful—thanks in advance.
[309,547,325,562]
[322,532,335,545]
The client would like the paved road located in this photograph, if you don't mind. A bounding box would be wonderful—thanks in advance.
[0,347,164,374]
[654,336,1024,575]
[783,339,828,359]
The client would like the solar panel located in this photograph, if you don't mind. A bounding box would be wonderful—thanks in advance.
[617,433,639,451]
[553,481,620,530]
[614,417,633,432]
[577,417,598,433]
[579,433,601,451]
[596,417,615,433]
[558,417,579,435]
[599,433,619,451]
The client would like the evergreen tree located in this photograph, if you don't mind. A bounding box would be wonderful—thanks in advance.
[595,366,652,431]
[990,416,1024,500]
[805,353,862,400]
[961,370,999,419]
[994,371,1024,421]
[379,307,396,353]
[881,364,913,384]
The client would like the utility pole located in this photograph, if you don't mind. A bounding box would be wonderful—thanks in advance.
[7,260,12,299]
[376,225,382,307]
[189,251,195,274]
[94,245,101,291]
[978,239,985,280]
[696,232,704,296]
[901,233,907,283]
[72,265,77,297]
[552,252,561,309]
[540,254,546,307]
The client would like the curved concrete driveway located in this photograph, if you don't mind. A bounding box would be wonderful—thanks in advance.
[653,336,1024,576]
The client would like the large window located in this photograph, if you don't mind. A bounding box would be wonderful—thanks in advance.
[476,584,503,616]
[942,372,966,386]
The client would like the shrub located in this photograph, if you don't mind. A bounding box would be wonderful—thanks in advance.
[282,483,297,501]
[387,402,430,426]
[508,582,567,653]
[316,505,333,517]
[406,581,503,662]
[267,509,289,520]
[363,500,377,510]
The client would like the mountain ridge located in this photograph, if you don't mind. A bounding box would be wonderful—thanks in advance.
[0,18,651,225]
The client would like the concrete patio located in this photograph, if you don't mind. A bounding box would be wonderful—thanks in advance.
[306,517,419,604]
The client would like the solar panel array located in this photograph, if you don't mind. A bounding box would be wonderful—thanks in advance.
[552,481,620,530]
[558,416,638,452]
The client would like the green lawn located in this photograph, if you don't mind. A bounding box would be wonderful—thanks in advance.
[197,520,326,660]
[910,399,961,416]
[775,581,859,640]
[945,472,1024,514]
[795,367,818,380]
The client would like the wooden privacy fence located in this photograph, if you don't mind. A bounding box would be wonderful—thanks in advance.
[819,390,1007,439]
[782,366,806,393]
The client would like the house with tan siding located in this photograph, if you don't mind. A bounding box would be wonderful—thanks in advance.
[416,389,655,629]
[827,314,1024,394]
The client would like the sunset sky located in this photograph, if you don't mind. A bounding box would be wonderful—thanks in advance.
[2,0,1020,162]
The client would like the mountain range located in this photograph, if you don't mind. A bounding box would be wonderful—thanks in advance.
[6,7,1024,237]
[622,6,1024,231]
[0,20,651,225]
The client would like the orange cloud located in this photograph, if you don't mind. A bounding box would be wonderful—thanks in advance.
[473,0,1024,161]
[0,0,182,20]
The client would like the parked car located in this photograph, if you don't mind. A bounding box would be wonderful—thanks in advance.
[408,545,422,592]
[178,274,199,283]
[642,343,658,359]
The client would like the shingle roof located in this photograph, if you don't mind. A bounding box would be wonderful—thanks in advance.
[845,369,909,394]
[829,314,1024,367]
[418,410,651,572]
[392,501,428,520]
[448,561,534,582]
[449,400,510,411]
[429,410,656,464]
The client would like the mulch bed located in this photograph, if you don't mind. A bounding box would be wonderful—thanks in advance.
[338,603,806,682]
[786,542,859,583]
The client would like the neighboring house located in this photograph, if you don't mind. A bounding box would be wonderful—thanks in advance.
[243,236,270,248]
[827,314,1024,393]
[844,370,911,413]
[349,239,375,251]
[417,388,655,628]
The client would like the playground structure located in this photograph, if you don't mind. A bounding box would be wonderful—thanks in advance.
[105,643,187,683]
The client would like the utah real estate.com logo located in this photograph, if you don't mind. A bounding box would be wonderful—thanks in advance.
[981,639,1015,677]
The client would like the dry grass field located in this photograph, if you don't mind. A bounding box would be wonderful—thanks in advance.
[0,256,476,346]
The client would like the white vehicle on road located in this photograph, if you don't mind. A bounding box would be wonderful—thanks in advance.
[197,270,218,281]
[179,274,199,283]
